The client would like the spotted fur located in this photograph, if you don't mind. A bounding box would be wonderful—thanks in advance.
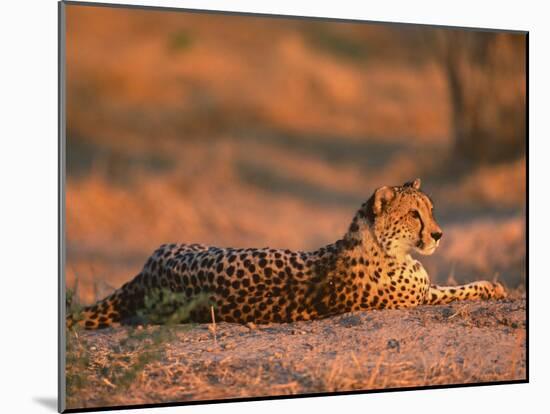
[68,178,507,329]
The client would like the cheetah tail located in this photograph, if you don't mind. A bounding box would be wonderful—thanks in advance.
[66,277,141,330]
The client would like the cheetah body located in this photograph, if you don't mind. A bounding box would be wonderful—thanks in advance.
[71,179,506,329]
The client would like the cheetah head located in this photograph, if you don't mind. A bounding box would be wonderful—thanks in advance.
[354,178,443,257]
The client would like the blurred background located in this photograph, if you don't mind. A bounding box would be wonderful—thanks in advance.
[65,5,526,305]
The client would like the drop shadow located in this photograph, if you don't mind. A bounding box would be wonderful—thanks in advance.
[33,396,57,412]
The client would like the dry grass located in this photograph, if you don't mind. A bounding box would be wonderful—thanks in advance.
[64,6,525,305]
[65,5,525,305]
[66,7,451,143]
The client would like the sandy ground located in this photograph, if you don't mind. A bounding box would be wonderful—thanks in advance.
[65,297,526,410]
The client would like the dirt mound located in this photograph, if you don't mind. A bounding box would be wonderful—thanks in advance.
[66,298,526,410]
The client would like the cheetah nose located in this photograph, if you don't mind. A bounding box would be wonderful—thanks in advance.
[431,232,443,241]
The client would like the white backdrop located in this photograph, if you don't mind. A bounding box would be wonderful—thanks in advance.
[0,0,545,413]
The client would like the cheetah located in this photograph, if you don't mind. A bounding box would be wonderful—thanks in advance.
[67,178,507,329]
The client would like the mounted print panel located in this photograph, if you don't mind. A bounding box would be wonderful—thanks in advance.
[59,1,527,412]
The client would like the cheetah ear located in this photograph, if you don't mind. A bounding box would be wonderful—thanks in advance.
[403,178,421,190]
[373,186,396,216]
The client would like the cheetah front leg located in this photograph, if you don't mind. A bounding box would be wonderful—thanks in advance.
[425,281,507,305]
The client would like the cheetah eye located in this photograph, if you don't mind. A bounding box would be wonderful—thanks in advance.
[410,210,420,219]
